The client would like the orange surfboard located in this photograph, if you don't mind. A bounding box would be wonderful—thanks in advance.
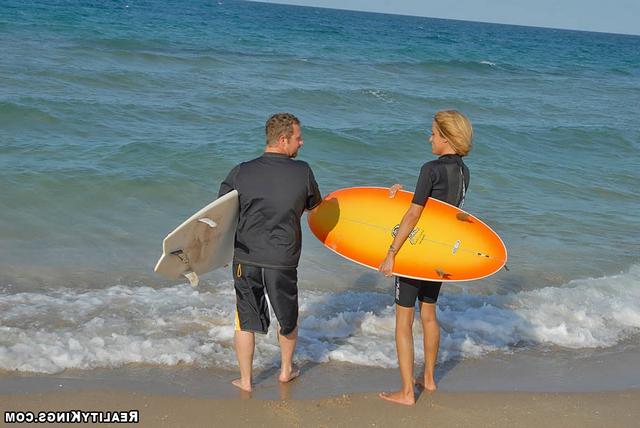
[308,187,507,282]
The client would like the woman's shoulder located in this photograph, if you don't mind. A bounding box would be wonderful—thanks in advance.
[420,157,446,172]
[418,160,440,180]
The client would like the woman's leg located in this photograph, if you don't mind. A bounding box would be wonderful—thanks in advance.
[419,301,440,391]
[380,304,416,405]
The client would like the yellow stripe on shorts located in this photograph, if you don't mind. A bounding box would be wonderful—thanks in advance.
[234,263,242,331]
[234,308,241,331]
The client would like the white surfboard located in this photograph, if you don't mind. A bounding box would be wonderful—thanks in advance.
[154,190,239,287]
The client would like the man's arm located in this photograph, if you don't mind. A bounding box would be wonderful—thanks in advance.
[218,165,240,198]
[305,167,322,211]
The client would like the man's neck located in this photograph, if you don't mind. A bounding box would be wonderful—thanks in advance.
[264,146,288,155]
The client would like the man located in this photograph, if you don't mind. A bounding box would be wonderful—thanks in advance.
[218,113,322,392]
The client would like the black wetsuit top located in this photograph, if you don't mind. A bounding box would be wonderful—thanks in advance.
[218,153,322,269]
[412,154,470,207]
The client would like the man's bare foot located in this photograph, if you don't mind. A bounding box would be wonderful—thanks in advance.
[232,378,252,392]
[278,366,300,383]
[379,390,415,406]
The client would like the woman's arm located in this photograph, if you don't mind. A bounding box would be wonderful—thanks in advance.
[378,202,424,276]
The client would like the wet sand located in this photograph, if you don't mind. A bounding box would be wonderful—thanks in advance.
[2,361,639,427]
[2,388,638,427]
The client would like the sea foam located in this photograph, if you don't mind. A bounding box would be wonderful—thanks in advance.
[0,266,638,373]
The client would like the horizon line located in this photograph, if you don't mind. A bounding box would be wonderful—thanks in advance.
[244,0,640,38]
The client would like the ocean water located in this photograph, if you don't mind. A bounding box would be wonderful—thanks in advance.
[1,0,639,383]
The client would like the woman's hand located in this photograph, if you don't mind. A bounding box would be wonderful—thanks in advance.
[378,252,395,277]
[388,183,403,198]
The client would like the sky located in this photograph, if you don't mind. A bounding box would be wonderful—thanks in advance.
[251,0,640,36]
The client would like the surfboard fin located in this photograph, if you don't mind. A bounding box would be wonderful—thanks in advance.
[168,250,199,286]
[456,213,473,223]
[435,268,451,279]
[198,218,217,228]
[183,271,199,287]
[171,249,189,264]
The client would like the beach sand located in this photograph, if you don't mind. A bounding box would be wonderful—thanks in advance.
[2,363,638,427]
[2,388,638,427]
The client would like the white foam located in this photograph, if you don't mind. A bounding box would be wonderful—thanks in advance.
[0,283,237,373]
[1,266,639,373]
[362,89,394,103]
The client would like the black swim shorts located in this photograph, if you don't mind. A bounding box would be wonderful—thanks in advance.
[233,263,298,335]
[394,276,442,307]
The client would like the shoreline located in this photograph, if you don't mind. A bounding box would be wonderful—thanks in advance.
[3,343,640,399]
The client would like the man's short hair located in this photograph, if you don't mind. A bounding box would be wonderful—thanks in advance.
[265,113,300,146]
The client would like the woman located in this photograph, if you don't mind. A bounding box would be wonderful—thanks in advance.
[378,110,473,405]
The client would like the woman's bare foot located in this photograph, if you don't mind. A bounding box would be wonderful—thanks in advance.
[232,378,252,392]
[415,379,437,392]
[379,390,415,406]
[278,365,300,383]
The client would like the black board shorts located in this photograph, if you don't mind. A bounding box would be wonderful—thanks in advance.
[395,276,442,307]
[233,262,298,335]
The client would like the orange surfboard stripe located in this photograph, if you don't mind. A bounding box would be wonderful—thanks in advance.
[308,187,507,282]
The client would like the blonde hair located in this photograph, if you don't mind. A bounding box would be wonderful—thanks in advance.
[434,110,473,156]
[265,113,300,146]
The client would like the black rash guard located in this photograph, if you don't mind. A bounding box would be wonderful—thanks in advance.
[412,154,470,208]
[218,152,322,269]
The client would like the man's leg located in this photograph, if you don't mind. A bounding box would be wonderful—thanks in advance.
[231,263,269,392]
[419,301,440,391]
[277,326,299,382]
[380,304,416,405]
[263,268,301,383]
[233,329,255,392]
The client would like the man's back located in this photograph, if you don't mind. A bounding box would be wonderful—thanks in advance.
[219,152,321,269]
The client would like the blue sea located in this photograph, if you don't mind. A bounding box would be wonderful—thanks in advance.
[1,0,639,390]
